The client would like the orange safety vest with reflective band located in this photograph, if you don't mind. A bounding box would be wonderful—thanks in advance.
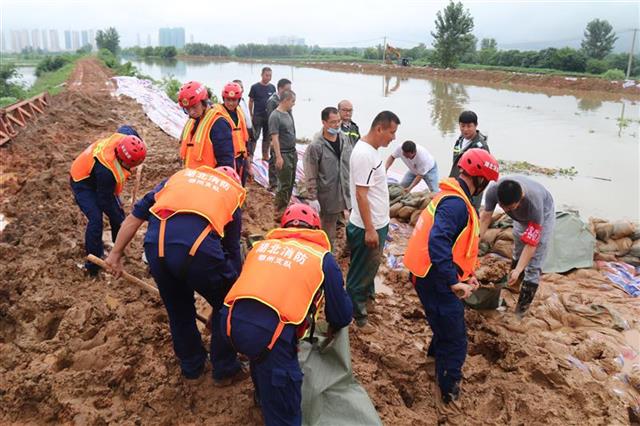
[224,228,331,352]
[179,108,219,169]
[404,178,480,281]
[210,103,249,159]
[70,133,131,195]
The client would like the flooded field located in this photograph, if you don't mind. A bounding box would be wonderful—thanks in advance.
[128,59,639,220]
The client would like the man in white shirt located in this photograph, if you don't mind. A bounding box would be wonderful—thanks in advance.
[385,140,439,193]
[347,110,401,332]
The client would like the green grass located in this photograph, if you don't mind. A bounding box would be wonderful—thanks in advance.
[26,61,76,97]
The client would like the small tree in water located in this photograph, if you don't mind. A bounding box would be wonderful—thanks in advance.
[431,1,475,68]
[581,19,617,60]
[96,27,120,56]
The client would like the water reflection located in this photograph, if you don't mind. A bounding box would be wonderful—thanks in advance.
[428,80,469,136]
[382,75,406,97]
[577,97,603,112]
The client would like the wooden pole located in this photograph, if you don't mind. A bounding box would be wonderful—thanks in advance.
[86,254,207,324]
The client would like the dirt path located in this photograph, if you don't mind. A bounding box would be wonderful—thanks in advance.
[1,58,638,425]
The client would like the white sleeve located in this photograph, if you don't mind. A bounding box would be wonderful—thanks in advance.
[391,145,402,159]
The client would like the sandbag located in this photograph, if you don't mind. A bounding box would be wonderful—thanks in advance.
[481,228,501,246]
[496,228,514,242]
[632,227,640,241]
[619,256,640,267]
[492,239,513,259]
[611,221,636,240]
[388,184,404,201]
[410,209,422,226]
[397,206,415,220]
[595,223,614,241]
[403,195,424,208]
[419,197,432,210]
[597,238,632,256]
[630,239,640,258]
[594,252,617,262]
[389,203,403,218]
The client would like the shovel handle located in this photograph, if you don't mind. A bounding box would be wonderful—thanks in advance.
[87,254,207,324]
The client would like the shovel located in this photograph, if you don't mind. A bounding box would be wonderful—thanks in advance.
[87,254,207,324]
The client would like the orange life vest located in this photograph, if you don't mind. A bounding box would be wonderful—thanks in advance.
[149,166,246,259]
[404,178,479,281]
[179,108,219,169]
[224,228,331,352]
[210,103,249,159]
[70,133,131,195]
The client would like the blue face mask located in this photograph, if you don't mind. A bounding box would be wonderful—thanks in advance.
[327,127,340,136]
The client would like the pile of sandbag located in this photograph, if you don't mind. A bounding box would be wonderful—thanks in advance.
[479,213,515,259]
[388,184,436,226]
[590,218,640,266]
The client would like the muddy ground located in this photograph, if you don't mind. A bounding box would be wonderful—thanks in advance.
[1,58,639,425]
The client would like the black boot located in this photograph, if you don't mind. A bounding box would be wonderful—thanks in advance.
[441,381,461,404]
[515,280,539,318]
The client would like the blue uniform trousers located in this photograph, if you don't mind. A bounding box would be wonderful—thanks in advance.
[415,280,467,396]
[146,242,240,380]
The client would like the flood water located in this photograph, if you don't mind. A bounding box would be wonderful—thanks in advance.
[14,67,37,88]
[128,59,639,221]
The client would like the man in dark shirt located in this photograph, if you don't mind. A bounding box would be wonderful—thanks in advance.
[338,99,360,146]
[269,90,298,219]
[449,111,490,210]
[248,67,276,161]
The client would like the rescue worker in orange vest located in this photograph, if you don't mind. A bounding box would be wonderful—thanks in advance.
[70,125,146,276]
[105,166,247,383]
[404,148,499,406]
[178,81,235,172]
[211,82,250,185]
[221,204,353,426]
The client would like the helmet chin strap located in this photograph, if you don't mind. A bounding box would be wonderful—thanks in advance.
[471,176,489,196]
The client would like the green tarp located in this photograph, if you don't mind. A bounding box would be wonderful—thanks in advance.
[298,323,382,426]
[543,211,595,273]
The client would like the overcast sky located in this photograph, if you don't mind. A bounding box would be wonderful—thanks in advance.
[2,0,638,52]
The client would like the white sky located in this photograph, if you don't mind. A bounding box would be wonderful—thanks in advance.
[2,0,639,51]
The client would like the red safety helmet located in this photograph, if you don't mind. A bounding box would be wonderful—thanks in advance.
[177,81,209,108]
[458,148,499,181]
[215,166,241,184]
[222,82,242,100]
[281,203,321,229]
[116,135,147,169]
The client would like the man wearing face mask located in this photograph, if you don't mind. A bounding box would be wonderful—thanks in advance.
[303,107,352,249]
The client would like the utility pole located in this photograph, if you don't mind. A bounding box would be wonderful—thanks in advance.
[626,28,638,80]
[382,36,387,64]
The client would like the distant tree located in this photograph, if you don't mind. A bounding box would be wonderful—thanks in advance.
[0,64,26,99]
[431,1,475,68]
[160,46,177,58]
[581,19,617,60]
[96,27,120,55]
[480,38,497,51]
[76,44,92,54]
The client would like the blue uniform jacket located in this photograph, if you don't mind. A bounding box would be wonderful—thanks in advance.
[415,178,472,293]
[132,179,242,273]
[71,162,125,225]
[228,252,353,344]
[210,111,236,168]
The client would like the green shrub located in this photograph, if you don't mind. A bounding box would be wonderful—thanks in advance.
[161,75,181,102]
[35,55,70,77]
[602,69,625,80]
[97,48,118,69]
[586,59,608,74]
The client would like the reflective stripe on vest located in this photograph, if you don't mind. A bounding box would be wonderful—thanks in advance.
[69,133,131,195]
[149,166,246,237]
[179,108,219,169]
[210,103,249,159]
[403,178,479,281]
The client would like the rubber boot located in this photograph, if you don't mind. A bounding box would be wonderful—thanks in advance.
[515,280,539,318]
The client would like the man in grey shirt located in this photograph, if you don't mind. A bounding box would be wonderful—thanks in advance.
[268,89,297,219]
[480,176,555,317]
[303,106,352,249]
[265,78,292,190]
